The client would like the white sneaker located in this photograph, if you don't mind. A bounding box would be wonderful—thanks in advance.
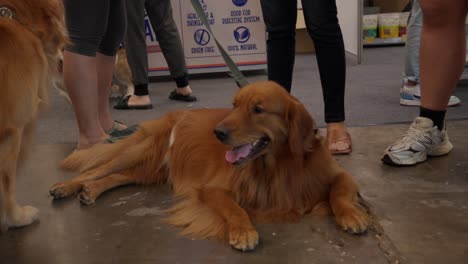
[382,117,453,166]
[400,84,461,107]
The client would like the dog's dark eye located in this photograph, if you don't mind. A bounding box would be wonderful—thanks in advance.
[253,105,264,114]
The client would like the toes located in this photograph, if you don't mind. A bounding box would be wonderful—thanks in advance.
[21,206,40,225]
[49,182,80,199]
[336,208,369,235]
[229,227,259,251]
[7,205,40,229]
[78,188,96,205]
[49,183,68,199]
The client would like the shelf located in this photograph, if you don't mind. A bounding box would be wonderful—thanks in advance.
[364,37,406,47]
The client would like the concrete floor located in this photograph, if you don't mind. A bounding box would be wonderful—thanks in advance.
[1,121,468,264]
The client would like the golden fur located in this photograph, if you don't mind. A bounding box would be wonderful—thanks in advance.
[0,0,67,231]
[111,48,134,98]
[50,81,369,250]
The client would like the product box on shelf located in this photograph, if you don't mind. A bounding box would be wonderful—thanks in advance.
[296,9,315,53]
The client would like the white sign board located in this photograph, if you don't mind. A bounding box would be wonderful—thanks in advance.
[145,0,267,76]
[336,0,362,63]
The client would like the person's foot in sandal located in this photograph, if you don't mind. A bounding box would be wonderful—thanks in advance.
[106,120,138,139]
[114,95,153,110]
[327,122,352,155]
[169,85,197,102]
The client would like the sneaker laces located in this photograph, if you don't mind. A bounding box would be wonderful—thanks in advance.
[397,125,435,148]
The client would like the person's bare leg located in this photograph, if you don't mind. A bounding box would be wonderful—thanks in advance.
[382,0,466,166]
[63,51,108,150]
[419,0,467,110]
[96,53,126,132]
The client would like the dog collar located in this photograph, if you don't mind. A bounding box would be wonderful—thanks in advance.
[0,6,15,20]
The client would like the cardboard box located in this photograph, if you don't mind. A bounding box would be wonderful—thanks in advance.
[296,9,315,53]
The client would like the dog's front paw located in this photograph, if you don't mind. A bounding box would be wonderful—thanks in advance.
[7,205,39,229]
[228,225,259,251]
[335,206,369,234]
[78,185,97,205]
[49,182,80,199]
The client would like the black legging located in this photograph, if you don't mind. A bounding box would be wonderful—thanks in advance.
[260,0,346,123]
[63,0,126,57]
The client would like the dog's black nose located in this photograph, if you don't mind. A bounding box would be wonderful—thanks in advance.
[214,127,230,142]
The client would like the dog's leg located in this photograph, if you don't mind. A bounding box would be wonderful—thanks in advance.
[0,128,39,232]
[200,187,259,251]
[50,164,131,200]
[50,138,151,199]
[329,171,369,234]
[77,173,137,205]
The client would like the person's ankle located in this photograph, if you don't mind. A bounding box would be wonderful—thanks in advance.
[100,117,124,133]
[327,122,346,130]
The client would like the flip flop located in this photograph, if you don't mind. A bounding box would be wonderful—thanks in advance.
[114,95,153,110]
[107,120,139,139]
[327,130,352,155]
[168,90,197,102]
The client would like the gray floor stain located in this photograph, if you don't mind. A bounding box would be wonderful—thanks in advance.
[419,199,455,208]
[110,221,127,226]
[110,201,127,207]
[126,206,165,217]
[118,192,142,201]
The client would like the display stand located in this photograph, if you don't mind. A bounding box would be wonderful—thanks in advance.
[363,0,409,47]
[145,0,267,77]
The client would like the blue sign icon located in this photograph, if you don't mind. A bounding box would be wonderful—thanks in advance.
[232,0,248,7]
[234,26,250,43]
[194,29,210,46]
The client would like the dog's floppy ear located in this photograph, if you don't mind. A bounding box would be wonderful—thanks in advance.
[286,98,317,156]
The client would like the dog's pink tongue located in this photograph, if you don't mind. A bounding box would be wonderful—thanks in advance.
[225,144,252,163]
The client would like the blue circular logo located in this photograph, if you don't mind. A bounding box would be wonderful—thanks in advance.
[194,29,210,46]
[234,26,250,43]
[232,0,248,7]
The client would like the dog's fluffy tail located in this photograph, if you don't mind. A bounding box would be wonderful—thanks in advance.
[60,117,176,182]
[165,192,227,242]
[62,140,123,173]
[60,127,149,173]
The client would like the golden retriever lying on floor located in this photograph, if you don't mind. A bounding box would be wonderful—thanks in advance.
[0,0,67,231]
[50,81,369,250]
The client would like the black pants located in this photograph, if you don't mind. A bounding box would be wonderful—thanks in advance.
[260,0,346,123]
[64,0,126,57]
[125,0,189,96]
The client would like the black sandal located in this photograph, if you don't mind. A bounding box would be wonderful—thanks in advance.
[114,95,153,110]
[107,120,139,139]
[168,90,197,102]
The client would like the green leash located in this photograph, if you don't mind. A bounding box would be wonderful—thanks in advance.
[190,0,250,88]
